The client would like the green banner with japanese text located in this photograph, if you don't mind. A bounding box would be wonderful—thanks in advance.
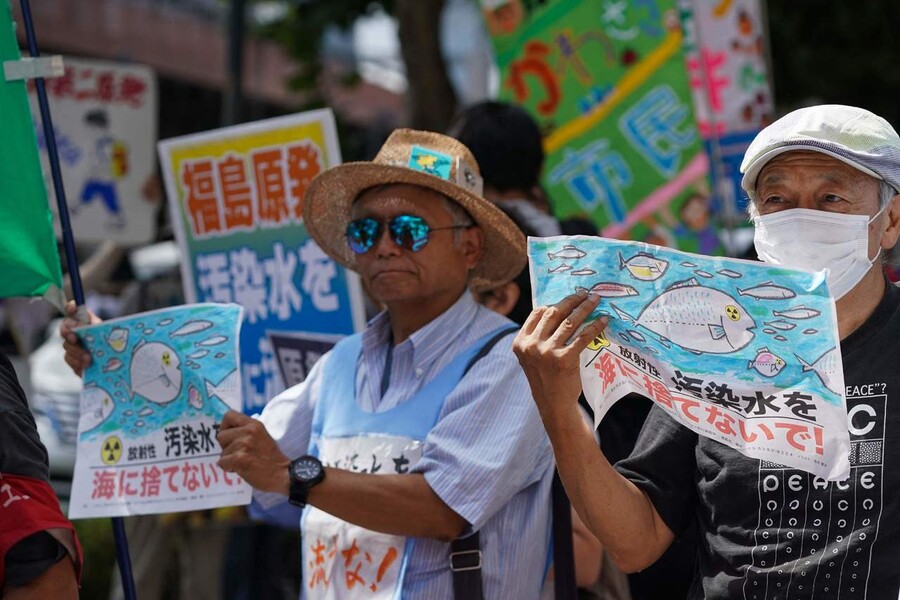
[484,0,720,254]
[0,4,64,304]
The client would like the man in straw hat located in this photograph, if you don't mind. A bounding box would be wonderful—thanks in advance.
[215,129,555,598]
[511,104,900,599]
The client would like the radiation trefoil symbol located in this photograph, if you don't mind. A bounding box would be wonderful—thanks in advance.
[102,436,123,465]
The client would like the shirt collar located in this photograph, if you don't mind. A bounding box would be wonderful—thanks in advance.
[361,291,480,363]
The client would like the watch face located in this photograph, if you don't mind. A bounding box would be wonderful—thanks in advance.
[293,457,321,481]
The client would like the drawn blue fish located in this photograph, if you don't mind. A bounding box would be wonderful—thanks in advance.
[717,269,742,279]
[738,281,797,300]
[763,319,796,331]
[773,306,821,320]
[548,263,573,274]
[548,244,587,261]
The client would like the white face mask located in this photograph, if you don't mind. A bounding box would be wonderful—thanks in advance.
[753,207,885,300]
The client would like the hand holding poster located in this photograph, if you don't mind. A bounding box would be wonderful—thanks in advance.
[530,236,851,481]
[68,303,251,518]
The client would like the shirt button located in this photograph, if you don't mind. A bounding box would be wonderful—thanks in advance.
[415,368,423,377]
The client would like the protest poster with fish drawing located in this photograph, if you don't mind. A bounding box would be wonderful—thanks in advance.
[530,236,851,481]
[68,303,251,518]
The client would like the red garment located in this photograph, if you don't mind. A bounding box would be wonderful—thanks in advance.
[0,472,83,589]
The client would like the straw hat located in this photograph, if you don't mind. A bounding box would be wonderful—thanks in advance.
[303,129,526,292]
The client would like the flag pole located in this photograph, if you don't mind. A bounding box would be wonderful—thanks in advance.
[17,1,137,598]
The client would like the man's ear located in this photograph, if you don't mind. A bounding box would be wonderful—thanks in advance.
[459,226,484,270]
[881,192,900,251]
[476,282,521,318]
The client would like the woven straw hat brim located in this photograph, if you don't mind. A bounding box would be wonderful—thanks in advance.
[303,162,526,293]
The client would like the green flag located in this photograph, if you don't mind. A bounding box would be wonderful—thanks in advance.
[0,4,64,306]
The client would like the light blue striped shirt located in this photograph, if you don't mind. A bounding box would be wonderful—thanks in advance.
[258,292,554,599]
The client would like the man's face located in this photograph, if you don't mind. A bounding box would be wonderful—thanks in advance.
[350,184,482,309]
[754,151,894,259]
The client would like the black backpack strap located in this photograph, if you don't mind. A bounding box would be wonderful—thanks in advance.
[450,532,483,600]
[463,325,519,375]
[449,324,517,600]
[552,470,578,599]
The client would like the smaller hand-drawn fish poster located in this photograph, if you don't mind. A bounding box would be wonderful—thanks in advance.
[68,303,251,519]
[530,236,851,481]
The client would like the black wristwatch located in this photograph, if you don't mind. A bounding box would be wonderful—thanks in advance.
[288,455,325,507]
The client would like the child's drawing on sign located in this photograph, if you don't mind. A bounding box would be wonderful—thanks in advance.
[69,303,249,519]
[529,235,850,481]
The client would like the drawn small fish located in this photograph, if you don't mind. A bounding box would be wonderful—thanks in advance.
[762,328,776,334]
[135,420,145,428]
[717,269,742,279]
[774,335,787,342]
[188,384,203,410]
[102,358,124,373]
[171,319,214,337]
[549,263,573,274]
[124,410,133,417]
[694,270,714,279]
[748,347,786,377]
[107,328,129,352]
[738,281,797,300]
[158,318,174,326]
[627,330,646,342]
[196,335,228,347]
[618,333,630,344]
[773,305,821,320]
[143,328,155,335]
[619,252,668,281]
[187,349,209,360]
[214,352,225,359]
[138,407,154,417]
[548,244,587,261]
[681,261,698,268]
[803,328,818,335]
[575,282,639,298]
[645,347,660,355]
[763,319,796,331]
[570,267,597,276]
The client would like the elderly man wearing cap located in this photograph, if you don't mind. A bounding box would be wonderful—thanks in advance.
[214,130,554,598]
[512,105,900,599]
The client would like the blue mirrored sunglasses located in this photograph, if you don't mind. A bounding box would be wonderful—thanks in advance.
[346,214,472,254]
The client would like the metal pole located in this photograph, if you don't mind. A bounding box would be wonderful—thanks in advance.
[17,2,137,599]
[223,0,246,125]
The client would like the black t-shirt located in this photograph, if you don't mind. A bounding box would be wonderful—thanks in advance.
[0,353,49,481]
[616,282,900,600]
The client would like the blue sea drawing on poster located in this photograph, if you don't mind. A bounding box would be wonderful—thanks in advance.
[529,236,842,405]
[77,303,244,441]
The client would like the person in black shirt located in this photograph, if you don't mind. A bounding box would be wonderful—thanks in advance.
[512,105,900,599]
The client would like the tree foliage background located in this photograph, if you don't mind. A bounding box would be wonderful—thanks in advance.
[764,0,900,125]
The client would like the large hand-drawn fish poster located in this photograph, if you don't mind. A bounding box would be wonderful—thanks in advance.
[68,303,251,518]
[530,236,851,481]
